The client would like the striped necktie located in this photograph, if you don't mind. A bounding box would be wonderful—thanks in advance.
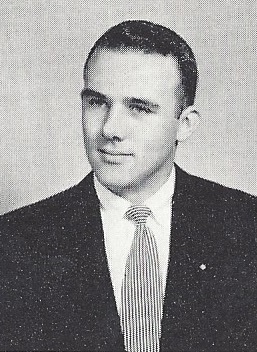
[121,205,163,352]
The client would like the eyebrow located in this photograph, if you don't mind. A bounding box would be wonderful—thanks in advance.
[127,97,160,110]
[81,88,108,100]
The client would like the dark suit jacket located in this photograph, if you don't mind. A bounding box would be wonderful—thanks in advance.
[1,165,256,351]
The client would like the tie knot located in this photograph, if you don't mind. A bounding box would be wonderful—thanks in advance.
[125,205,151,225]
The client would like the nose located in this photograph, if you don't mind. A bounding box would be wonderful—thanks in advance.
[102,103,126,142]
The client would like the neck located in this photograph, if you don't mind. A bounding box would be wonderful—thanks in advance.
[109,165,174,204]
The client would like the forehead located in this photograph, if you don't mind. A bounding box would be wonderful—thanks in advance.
[84,49,182,101]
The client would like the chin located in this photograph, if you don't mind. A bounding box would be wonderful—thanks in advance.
[94,169,131,192]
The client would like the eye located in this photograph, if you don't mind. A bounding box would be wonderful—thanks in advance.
[86,96,108,108]
[129,104,153,114]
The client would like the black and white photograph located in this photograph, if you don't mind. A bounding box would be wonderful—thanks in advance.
[0,1,256,351]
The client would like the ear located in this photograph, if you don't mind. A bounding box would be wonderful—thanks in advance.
[176,106,200,142]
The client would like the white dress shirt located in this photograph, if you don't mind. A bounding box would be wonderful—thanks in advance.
[94,168,176,313]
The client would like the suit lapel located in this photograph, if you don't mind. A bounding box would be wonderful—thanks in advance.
[74,173,125,351]
[160,165,214,350]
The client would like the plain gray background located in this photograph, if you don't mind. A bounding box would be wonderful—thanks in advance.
[1,0,256,214]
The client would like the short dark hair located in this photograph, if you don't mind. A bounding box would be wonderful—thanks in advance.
[84,20,198,107]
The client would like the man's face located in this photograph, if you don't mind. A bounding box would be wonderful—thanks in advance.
[82,49,183,200]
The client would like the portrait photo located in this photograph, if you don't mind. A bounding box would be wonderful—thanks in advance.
[0,0,256,351]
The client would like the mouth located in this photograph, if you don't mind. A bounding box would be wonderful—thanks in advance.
[98,148,133,157]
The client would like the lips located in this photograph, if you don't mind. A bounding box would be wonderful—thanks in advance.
[99,148,133,156]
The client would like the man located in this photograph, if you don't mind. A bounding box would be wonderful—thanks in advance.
[0,20,256,351]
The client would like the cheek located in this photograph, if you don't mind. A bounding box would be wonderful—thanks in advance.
[83,112,102,139]
[139,131,176,162]
[144,125,176,148]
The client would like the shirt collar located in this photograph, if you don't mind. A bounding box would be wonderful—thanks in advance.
[144,167,175,212]
[94,166,176,217]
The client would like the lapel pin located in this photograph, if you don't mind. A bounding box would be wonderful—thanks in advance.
[200,264,207,270]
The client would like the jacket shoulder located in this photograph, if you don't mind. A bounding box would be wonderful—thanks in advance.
[176,165,256,205]
[175,165,257,249]
[0,172,96,230]
[175,165,257,232]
